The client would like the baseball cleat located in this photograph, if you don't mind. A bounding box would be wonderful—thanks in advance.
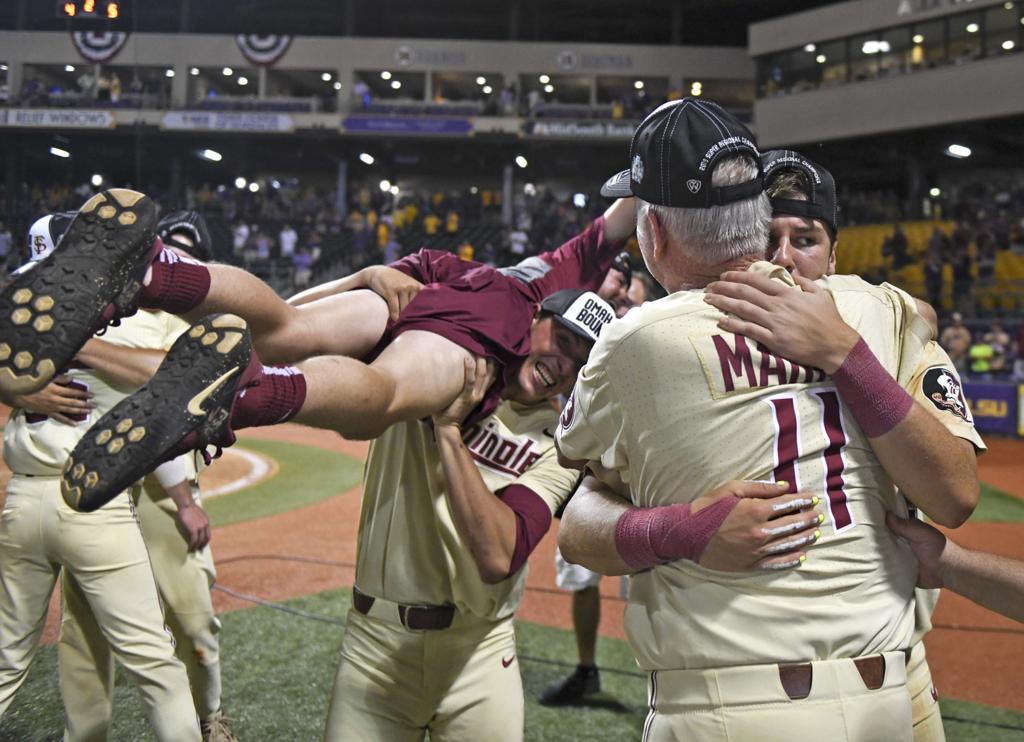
[0,189,158,397]
[62,313,256,512]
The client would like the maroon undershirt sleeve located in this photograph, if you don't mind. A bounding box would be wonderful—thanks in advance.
[529,216,628,300]
[497,484,554,577]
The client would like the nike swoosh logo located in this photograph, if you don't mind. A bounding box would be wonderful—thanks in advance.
[501,655,515,668]
[187,368,239,416]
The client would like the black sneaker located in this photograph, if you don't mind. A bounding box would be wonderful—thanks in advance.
[0,189,158,397]
[61,314,255,513]
[538,664,601,706]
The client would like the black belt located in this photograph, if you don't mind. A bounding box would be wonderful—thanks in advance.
[778,655,889,700]
[352,586,455,631]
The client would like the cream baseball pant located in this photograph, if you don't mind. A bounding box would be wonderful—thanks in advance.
[907,641,945,742]
[58,480,222,740]
[642,650,913,742]
[0,475,200,741]
[324,600,523,742]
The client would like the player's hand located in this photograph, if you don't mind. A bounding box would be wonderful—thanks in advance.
[10,376,94,425]
[364,266,424,321]
[704,271,861,374]
[693,480,824,572]
[433,356,496,429]
[174,502,211,552]
[886,511,952,589]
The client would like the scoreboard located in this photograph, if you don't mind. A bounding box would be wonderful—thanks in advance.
[57,1,123,19]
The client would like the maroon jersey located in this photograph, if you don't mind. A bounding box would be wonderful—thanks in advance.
[370,216,624,420]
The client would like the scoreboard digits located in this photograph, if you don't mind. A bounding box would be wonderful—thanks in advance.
[57,1,122,19]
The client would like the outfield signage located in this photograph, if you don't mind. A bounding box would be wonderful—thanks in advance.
[161,111,295,133]
[964,381,1018,437]
[527,120,634,139]
[0,108,115,129]
[341,116,473,135]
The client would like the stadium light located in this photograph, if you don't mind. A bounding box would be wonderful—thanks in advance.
[966,23,979,33]
[482,85,493,94]
[199,148,222,162]
[1003,40,1016,50]
[65,64,75,73]
[271,179,281,189]
[321,72,332,82]
[476,76,486,85]
[380,70,392,80]
[391,80,402,89]
[379,179,392,192]
[0,64,7,71]
[190,67,200,76]
[359,152,375,165]
[234,176,247,189]
[944,144,972,159]
[573,193,587,208]
[515,155,528,169]
[90,174,103,187]
[470,186,479,194]
[333,81,342,91]
[1006,1,1016,10]
[912,34,924,44]
[248,182,260,193]
[238,76,249,86]
[634,80,644,90]
[816,54,827,64]
[804,43,816,52]
[524,183,537,196]
[389,185,399,196]
[929,187,941,197]
[543,84,554,93]
[538,74,550,84]
[861,40,890,54]
[222,67,233,76]
[165,69,175,78]
[50,146,70,158]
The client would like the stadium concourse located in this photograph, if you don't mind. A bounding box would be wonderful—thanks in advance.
[1,417,1024,738]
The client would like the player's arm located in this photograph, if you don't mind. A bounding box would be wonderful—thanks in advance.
[8,376,93,424]
[287,265,423,320]
[888,513,1024,623]
[705,271,978,527]
[558,475,823,575]
[432,357,550,583]
[152,458,210,552]
[75,338,166,388]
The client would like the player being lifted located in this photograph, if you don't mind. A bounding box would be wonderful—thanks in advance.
[0,188,636,510]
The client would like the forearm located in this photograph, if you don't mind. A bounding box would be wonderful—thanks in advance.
[287,269,371,306]
[434,424,518,582]
[558,478,635,576]
[942,542,1024,622]
[601,197,638,243]
[75,340,165,388]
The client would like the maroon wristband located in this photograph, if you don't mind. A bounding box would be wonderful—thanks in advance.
[614,496,740,571]
[832,337,914,438]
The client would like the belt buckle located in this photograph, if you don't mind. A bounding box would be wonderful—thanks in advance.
[399,602,432,630]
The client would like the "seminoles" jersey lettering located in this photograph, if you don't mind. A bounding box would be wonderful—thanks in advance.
[695,333,827,397]
[462,421,543,477]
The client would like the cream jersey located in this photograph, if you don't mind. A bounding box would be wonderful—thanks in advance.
[557,262,934,671]
[356,400,579,622]
[4,311,190,478]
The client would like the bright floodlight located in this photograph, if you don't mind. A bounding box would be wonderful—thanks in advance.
[945,144,972,158]
[359,152,375,165]
[234,176,247,189]
[50,146,70,158]
[238,76,249,86]
[573,193,587,208]
[929,187,941,197]
[271,179,281,189]
[165,69,175,78]
[380,70,392,80]
[634,80,644,89]
[200,148,223,162]
[248,182,260,193]
[515,155,528,169]
[476,76,486,85]
[333,81,342,91]
[90,174,103,187]
[804,43,816,52]
[538,74,550,84]
[816,54,827,64]
[389,185,399,196]
[65,64,75,73]
[379,179,392,192]
[321,72,332,82]
[190,67,200,76]
[222,67,233,76]
[482,85,493,94]
[966,23,979,33]
[543,84,554,93]
[912,34,924,44]
[1003,40,1016,50]
[391,80,402,89]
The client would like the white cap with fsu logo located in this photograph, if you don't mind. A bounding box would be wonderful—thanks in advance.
[12,212,74,276]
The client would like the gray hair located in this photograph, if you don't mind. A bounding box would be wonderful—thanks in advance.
[637,155,770,265]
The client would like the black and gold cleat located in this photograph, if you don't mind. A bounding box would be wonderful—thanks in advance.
[0,189,159,398]
[62,313,256,513]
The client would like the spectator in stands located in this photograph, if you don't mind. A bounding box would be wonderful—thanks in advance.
[422,210,441,237]
[1014,324,1024,379]
[445,208,460,235]
[976,230,997,286]
[883,223,909,269]
[923,244,944,312]
[509,226,529,259]
[279,223,298,259]
[292,247,313,291]
[952,243,975,313]
[940,312,972,373]
[983,322,1011,374]
[928,225,952,262]
[0,221,11,268]
[457,239,474,262]
[110,72,122,105]
[968,339,995,376]
[383,233,402,264]
[353,79,371,110]
[231,221,250,260]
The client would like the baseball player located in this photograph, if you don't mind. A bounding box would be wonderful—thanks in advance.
[555,99,978,741]
[52,211,236,742]
[0,216,203,740]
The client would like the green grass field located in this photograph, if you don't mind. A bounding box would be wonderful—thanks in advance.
[3,587,1023,742]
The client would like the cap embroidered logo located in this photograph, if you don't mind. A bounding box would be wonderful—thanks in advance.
[631,155,645,184]
[686,179,702,194]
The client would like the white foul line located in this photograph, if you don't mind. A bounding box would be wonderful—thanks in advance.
[202,448,274,498]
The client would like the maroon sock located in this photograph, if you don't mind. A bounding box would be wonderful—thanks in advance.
[230,365,307,430]
[139,239,212,314]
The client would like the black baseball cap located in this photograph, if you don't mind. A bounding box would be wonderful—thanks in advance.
[611,252,632,283]
[540,289,615,344]
[600,98,763,208]
[762,149,839,240]
[157,210,213,262]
